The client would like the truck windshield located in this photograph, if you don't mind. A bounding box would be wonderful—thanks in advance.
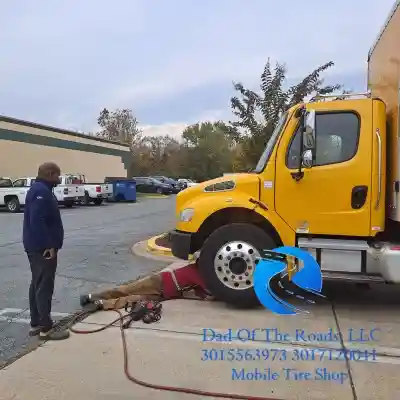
[253,111,288,173]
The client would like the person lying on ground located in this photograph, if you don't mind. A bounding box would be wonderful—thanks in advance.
[80,262,214,312]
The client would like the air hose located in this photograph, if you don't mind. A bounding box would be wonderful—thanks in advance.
[67,307,284,400]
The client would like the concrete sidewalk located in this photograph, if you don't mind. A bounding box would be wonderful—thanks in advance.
[1,295,398,400]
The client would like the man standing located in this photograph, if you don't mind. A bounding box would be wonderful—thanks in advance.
[23,162,69,340]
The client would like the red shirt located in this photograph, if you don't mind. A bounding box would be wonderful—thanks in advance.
[161,263,209,299]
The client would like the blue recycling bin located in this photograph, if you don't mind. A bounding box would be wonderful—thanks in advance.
[105,178,136,202]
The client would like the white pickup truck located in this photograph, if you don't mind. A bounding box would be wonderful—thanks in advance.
[177,178,198,188]
[53,175,85,207]
[66,173,112,205]
[13,176,85,209]
[0,177,29,212]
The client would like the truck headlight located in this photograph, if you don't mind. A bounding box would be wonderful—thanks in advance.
[179,208,195,222]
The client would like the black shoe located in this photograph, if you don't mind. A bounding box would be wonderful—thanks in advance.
[80,294,91,307]
[29,325,43,337]
[39,328,70,341]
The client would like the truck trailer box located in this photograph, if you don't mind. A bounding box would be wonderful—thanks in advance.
[368,0,400,221]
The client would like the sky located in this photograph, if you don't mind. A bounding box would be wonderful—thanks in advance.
[0,1,396,139]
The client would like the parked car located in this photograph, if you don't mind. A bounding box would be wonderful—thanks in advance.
[0,177,29,212]
[66,173,112,205]
[178,178,198,188]
[133,177,173,195]
[0,175,85,213]
[57,175,86,207]
[13,176,85,209]
[152,176,183,193]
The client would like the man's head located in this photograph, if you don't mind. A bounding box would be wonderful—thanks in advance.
[37,162,61,185]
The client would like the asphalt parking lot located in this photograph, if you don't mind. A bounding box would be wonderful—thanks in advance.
[0,196,176,366]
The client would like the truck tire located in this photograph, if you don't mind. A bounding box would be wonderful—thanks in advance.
[198,223,277,308]
[82,192,91,205]
[6,197,21,213]
[93,198,103,205]
[64,201,73,208]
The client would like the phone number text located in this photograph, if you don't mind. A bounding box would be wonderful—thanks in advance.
[201,348,377,362]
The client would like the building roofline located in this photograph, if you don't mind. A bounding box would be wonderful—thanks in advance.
[0,115,130,148]
[368,0,400,61]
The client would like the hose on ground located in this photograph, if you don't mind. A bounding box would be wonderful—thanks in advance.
[67,309,284,400]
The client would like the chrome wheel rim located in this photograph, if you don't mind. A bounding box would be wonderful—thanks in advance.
[214,241,261,290]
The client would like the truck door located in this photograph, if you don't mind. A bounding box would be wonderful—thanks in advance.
[275,103,373,236]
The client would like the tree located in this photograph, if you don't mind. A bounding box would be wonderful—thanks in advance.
[128,134,183,177]
[96,108,142,148]
[94,58,344,180]
[180,122,235,181]
[229,59,342,167]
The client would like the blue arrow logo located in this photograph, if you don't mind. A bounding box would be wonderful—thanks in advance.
[253,246,325,315]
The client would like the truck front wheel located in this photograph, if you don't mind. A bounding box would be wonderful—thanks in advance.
[198,223,277,308]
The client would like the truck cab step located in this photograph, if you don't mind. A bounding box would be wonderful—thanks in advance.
[322,271,385,283]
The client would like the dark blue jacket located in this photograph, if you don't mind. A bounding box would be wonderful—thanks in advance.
[23,178,64,252]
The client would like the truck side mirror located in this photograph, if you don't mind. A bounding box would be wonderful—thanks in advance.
[302,149,313,168]
[303,110,316,149]
[291,108,315,181]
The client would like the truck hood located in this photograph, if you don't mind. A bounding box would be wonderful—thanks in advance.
[176,173,261,209]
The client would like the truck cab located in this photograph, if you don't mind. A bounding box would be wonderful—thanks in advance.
[170,1,400,307]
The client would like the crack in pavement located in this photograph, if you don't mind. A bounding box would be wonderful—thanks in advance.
[331,303,358,400]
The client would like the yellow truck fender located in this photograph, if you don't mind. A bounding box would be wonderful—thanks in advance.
[176,192,256,232]
[251,207,296,247]
[178,193,296,248]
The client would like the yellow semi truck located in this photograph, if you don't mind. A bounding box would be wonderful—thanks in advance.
[170,1,400,307]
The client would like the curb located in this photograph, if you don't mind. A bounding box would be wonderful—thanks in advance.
[146,234,174,257]
[137,194,169,199]
[131,240,179,262]
[146,234,195,261]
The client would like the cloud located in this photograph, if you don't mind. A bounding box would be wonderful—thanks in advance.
[141,122,188,140]
[140,108,230,140]
[0,0,395,135]
[138,68,369,139]
[107,0,393,111]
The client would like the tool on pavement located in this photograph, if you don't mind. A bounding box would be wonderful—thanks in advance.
[122,300,162,328]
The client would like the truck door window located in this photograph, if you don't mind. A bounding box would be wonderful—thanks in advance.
[13,179,26,187]
[0,178,12,187]
[286,112,360,169]
[286,125,302,168]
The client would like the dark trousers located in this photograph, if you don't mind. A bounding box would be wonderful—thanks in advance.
[27,252,57,332]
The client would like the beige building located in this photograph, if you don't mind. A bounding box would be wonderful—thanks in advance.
[0,115,131,182]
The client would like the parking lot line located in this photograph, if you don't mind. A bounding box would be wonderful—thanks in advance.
[0,308,24,316]
[0,308,70,324]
